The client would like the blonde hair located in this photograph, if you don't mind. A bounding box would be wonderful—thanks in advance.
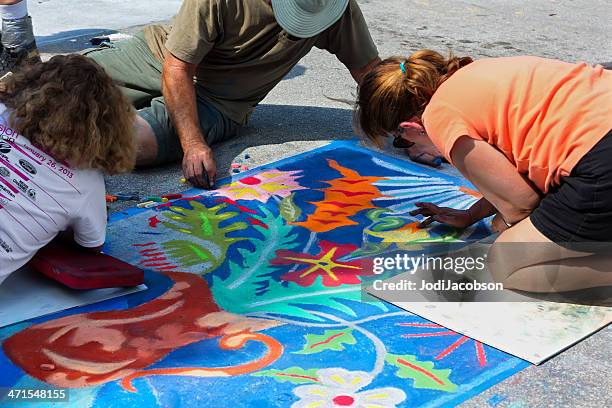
[0,54,136,174]
[355,49,472,145]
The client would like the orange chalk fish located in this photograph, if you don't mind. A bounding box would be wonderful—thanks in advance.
[294,160,387,232]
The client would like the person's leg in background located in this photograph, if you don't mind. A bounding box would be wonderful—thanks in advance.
[0,0,38,77]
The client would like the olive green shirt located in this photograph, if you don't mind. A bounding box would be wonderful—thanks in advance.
[144,0,378,124]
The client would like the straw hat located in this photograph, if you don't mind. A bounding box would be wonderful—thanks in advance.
[271,0,350,38]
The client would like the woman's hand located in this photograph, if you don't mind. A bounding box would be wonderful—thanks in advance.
[409,202,474,228]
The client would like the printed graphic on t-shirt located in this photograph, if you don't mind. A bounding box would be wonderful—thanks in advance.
[18,159,37,175]
[0,140,11,154]
[0,126,73,251]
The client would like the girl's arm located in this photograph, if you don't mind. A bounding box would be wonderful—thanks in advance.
[450,136,542,225]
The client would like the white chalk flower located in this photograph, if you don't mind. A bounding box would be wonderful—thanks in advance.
[291,368,406,408]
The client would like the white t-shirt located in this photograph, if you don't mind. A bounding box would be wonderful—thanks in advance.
[0,104,107,284]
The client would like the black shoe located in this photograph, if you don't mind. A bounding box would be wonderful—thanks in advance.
[0,42,39,78]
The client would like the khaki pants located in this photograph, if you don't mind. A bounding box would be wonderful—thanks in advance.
[84,33,241,165]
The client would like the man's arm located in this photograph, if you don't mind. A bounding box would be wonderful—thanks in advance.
[162,53,215,188]
[314,0,379,85]
[451,136,542,225]
[349,57,380,84]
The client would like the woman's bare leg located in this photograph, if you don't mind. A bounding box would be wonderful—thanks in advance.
[488,217,612,293]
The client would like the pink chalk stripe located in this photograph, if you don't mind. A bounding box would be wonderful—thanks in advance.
[475,341,488,367]
[435,336,469,360]
[143,262,172,268]
[397,322,443,328]
[402,331,457,338]
[141,257,167,262]
[133,242,156,247]
[155,266,178,271]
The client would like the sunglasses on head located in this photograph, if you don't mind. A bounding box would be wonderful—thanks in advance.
[392,132,415,149]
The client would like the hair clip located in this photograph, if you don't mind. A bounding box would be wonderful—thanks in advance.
[400,61,408,74]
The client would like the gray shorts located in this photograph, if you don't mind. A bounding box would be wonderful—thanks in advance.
[83,33,241,165]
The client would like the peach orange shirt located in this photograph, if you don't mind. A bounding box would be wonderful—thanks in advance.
[422,56,612,193]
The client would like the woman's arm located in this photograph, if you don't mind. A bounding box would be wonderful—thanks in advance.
[411,197,496,229]
[450,136,542,225]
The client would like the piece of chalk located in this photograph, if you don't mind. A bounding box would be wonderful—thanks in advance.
[105,194,117,203]
[162,198,169,203]
[244,154,251,159]
[145,196,164,203]
[144,202,158,208]
[241,165,249,171]
[162,194,183,199]
[231,163,240,169]
[180,178,187,184]
[115,194,139,201]
[137,201,155,208]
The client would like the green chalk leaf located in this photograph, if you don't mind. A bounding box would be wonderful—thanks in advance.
[385,354,457,392]
[161,240,213,268]
[160,201,247,273]
[252,367,320,385]
[294,329,356,355]
[279,193,302,223]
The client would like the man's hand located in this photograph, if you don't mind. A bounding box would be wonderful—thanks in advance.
[162,53,217,188]
[410,202,475,229]
[182,141,216,189]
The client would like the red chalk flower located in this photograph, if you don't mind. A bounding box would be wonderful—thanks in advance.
[273,241,372,287]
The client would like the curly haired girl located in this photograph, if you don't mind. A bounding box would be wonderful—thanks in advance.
[356,51,612,293]
[0,54,136,284]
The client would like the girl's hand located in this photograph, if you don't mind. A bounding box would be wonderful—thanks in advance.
[409,202,474,229]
